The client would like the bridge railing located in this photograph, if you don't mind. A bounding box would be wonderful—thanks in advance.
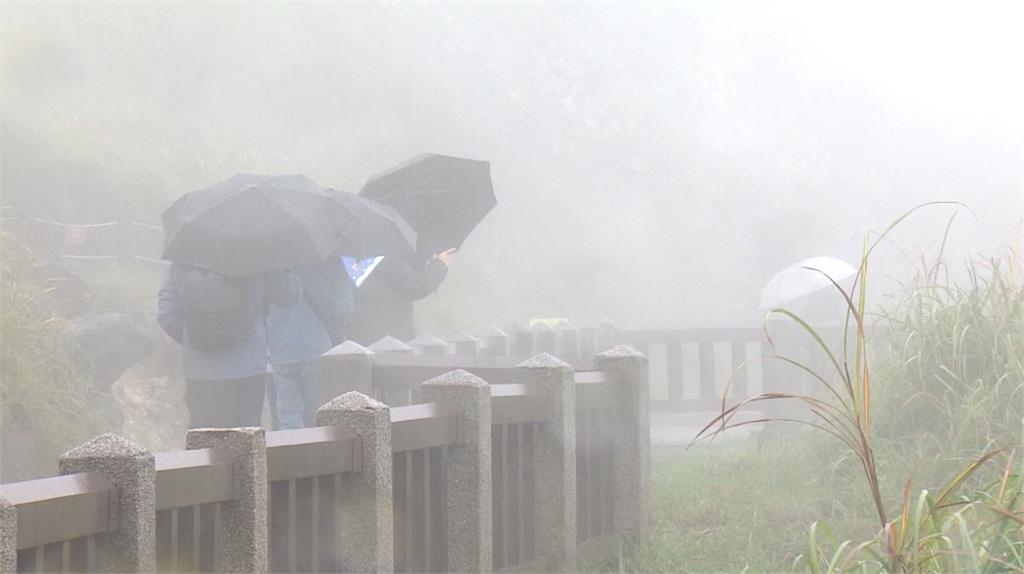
[363,318,815,418]
[0,472,117,572]
[0,344,649,573]
[153,447,237,573]
[265,424,363,573]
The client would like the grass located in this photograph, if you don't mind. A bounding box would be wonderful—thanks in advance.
[625,205,1024,572]
[873,254,1024,456]
[624,437,877,573]
[625,435,1022,573]
[0,230,113,480]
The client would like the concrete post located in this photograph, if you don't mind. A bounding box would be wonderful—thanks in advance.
[59,433,155,573]
[577,322,598,360]
[448,334,481,356]
[0,497,15,574]
[185,427,267,573]
[553,321,580,362]
[531,323,557,355]
[476,327,509,357]
[321,340,375,401]
[595,319,616,352]
[595,346,650,542]
[516,354,576,570]
[316,392,393,573]
[409,333,449,355]
[506,322,534,357]
[369,336,414,355]
[420,370,492,572]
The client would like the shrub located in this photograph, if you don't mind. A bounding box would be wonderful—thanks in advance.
[697,204,1023,572]
[0,230,113,480]
[873,255,1024,456]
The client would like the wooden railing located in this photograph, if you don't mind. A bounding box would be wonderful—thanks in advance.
[616,324,834,414]
[0,344,649,573]
[265,424,362,573]
[615,326,770,412]
[2,472,116,572]
[154,448,235,573]
[391,403,456,572]
[360,318,815,420]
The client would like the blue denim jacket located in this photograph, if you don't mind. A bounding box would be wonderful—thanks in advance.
[267,262,354,366]
[157,263,300,381]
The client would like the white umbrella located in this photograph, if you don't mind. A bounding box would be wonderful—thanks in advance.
[759,256,857,310]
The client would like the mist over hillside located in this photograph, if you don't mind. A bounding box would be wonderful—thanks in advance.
[3,2,1021,329]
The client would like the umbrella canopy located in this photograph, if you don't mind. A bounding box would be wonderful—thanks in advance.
[162,174,415,277]
[360,153,496,252]
[759,256,857,310]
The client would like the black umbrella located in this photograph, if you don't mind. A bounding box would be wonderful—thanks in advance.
[162,174,416,277]
[324,189,418,259]
[360,153,496,252]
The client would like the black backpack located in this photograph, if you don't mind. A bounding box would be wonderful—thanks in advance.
[182,267,254,351]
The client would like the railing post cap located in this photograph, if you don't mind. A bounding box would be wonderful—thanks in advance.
[324,340,374,356]
[187,425,263,436]
[504,321,530,334]
[516,352,572,370]
[409,332,447,347]
[530,322,553,332]
[185,426,265,450]
[596,344,645,360]
[474,325,508,338]
[421,369,489,389]
[61,433,150,463]
[318,390,388,413]
[368,336,413,353]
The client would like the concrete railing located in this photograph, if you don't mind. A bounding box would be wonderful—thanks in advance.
[0,346,649,573]
[362,319,818,418]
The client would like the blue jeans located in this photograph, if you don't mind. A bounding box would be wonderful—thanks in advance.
[269,362,321,429]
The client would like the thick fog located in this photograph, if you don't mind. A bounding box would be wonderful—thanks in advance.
[3,2,1021,330]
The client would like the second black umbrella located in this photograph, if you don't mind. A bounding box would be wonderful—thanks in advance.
[360,153,495,253]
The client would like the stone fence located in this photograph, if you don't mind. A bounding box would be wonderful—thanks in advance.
[0,345,649,573]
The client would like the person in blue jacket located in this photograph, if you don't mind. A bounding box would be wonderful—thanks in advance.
[157,263,300,429]
[267,261,355,429]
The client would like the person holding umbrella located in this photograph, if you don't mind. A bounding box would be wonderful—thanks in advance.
[350,154,496,344]
[158,175,417,428]
[265,189,416,429]
[158,263,300,428]
[349,243,455,344]
[265,261,354,429]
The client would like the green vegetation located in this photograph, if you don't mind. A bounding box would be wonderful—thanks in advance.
[873,254,1023,457]
[0,231,110,480]
[626,208,1023,572]
[624,438,876,573]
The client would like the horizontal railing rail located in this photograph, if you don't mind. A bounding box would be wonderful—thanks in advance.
[391,403,460,453]
[154,448,234,511]
[1,343,650,574]
[0,472,117,550]
[266,424,361,482]
[490,384,550,425]
[617,326,765,345]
